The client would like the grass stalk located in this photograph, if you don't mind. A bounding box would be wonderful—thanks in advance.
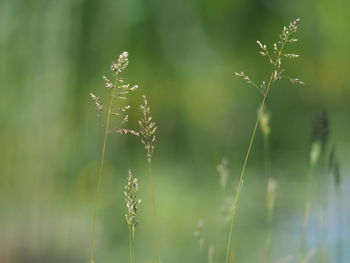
[224,80,273,263]
[138,95,160,262]
[148,158,161,263]
[225,19,302,262]
[128,227,133,263]
[89,88,117,263]
[125,170,141,263]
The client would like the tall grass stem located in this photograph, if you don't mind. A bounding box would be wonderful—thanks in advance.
[148,159,161,263]
[224,38,289,263]
[89,88,117,263]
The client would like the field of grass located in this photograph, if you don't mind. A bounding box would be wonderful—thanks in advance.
[0,1,349,263]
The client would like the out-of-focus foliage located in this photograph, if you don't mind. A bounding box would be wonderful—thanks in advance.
[0,0,349,262]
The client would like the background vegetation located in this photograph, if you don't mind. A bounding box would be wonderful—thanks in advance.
[0,0,349,262]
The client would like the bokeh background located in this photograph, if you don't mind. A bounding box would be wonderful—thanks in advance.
[0,0,349,262]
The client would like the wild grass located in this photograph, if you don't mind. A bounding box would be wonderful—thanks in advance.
[89,51,139,263]
[124,170,141,263]
[89,52,161,263]
[138,95,161,263]
[225,19,303,263]
[85,19,344,263]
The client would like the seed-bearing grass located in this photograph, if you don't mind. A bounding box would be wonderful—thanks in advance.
[89,52,139,263]
[124,170,141,263]
[138,95,161,263]
[225,19,304,263]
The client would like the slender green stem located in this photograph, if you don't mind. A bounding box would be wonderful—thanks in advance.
[224,85,271,263]
[129,227,133,263]
[132,227,136,263]
[89,88,117,263]
[148,159,162,263]
[224,39,287,263]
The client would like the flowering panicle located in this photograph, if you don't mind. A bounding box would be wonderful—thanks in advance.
[235,19,304,95]
[111,51,129,75]
[92,51,139,135]
[90,93,103,118]
[125,170,141,234]
[139,95,157,162]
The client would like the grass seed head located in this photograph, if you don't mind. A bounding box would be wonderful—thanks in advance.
[139,95,157,162]
[111,51,129,75]
[125,170,141,234]
[90,93,103,118]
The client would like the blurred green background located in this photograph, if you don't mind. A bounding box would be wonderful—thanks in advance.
[1,0,349,262]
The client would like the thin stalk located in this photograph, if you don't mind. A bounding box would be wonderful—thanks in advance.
[89,88,117,263]
[129,227,133,263]
[224,76,272,263]
[132,228,136,263]
[148,159,161,263]
[224,40,287,263]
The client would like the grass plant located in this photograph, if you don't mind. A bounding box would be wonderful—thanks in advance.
[225,19,304,263]
[89,52,139,263]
